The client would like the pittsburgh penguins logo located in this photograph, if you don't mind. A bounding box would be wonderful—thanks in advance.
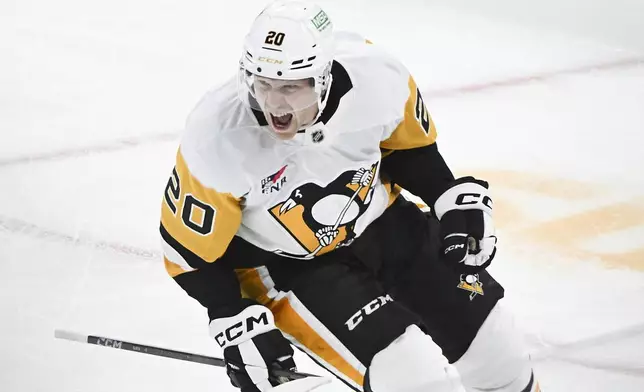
[269,163,379,260]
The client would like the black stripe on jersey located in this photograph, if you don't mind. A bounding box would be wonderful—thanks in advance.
[161,220,282,270]
[161,223,279,319]
[317,60,353,125]
[160,223,210,270]
[251,103,269,126]
[521,371,534,392]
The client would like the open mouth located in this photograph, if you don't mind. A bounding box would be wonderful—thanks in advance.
[270,113,293,132]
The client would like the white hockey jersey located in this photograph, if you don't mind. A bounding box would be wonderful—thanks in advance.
[161,32,437,277]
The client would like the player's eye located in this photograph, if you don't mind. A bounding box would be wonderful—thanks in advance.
[256,80,272,91]
[281,85,300,94]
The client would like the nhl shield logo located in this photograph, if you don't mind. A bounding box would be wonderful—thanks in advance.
[457,274,484,301]
[311,129,325,143]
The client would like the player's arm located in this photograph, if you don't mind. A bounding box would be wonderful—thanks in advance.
[160,148,246,316]
[379,75,455,207]
[160,148,298,391]
[380,75,497,273]
[160,147,281,318]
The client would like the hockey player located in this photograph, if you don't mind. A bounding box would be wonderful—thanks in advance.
[159,1,540,391]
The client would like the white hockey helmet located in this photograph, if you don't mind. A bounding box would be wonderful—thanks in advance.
[238,1,335,119]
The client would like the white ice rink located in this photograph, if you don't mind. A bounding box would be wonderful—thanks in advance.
[3,0,644,391]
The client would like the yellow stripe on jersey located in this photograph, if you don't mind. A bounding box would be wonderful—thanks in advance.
[160,149,242,264]
[236,268,274,303]
[381,179,403,207]
[164,257,189,278]
[380,76,437,150]
[236,268,365,387]
[273,297,365,387]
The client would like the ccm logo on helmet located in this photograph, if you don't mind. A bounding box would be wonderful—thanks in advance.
[214,312,270,347]
[455,193,493,209]
[345,295,393,331]
[258,57,283,64]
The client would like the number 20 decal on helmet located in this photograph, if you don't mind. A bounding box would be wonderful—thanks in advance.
[264,31,286,46]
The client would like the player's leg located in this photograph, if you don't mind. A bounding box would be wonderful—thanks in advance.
[452,302,540,392]
[353,196,539,392]
[236,254,460,392]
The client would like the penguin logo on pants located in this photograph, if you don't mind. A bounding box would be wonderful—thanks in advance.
[269,162,379,259]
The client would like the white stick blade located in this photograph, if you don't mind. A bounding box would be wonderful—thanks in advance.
[54,329,88,343]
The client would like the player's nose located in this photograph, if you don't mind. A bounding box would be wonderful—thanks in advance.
[264,90,288,110]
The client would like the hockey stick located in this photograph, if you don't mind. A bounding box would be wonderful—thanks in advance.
[55,321,644,391]
[54,329,320,380]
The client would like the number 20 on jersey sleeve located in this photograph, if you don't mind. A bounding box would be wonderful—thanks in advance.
[160,150,242,263]
[164,167,217,236]
[380,76,437,150]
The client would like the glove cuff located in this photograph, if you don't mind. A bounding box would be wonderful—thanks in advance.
[210,304,276,349]
[434,177,492,220]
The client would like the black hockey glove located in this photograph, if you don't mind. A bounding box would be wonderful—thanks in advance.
[210,303,296,392]
[433,176,497,273]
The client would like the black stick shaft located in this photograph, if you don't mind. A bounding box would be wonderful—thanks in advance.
[86,334,227,367]
[67,332,316,380]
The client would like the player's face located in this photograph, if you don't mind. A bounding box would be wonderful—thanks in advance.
[254,76,319,139]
